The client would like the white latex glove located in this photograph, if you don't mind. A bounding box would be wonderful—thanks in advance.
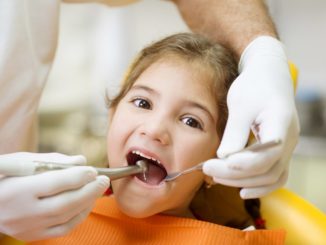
[203,36,300,199]
[0,152,110,241]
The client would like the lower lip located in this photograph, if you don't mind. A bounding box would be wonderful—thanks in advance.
[133,176,166,189]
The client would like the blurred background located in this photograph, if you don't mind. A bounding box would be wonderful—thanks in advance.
[37,0,326,212]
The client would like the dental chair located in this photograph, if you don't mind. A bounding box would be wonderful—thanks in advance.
[2,188,326,245]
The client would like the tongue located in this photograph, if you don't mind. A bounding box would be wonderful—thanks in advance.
[135,161,167,185]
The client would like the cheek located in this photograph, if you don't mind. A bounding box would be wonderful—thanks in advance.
[175,133,219,167]
[107,109,133,166]
[107,130,121,168]
[169,173,204,208]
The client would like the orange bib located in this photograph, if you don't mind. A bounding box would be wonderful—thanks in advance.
[28,196,285,245]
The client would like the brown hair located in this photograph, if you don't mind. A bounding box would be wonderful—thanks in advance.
[107,32,238,138]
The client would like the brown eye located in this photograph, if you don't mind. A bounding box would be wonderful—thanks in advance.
[181,117,203,130]
[133,98,151,109]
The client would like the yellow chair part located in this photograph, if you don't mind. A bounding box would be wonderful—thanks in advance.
[0,235,24,245]
[261,188,326,245]
[288,61,298,91]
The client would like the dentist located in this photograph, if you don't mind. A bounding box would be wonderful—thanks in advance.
[0,0,299,241]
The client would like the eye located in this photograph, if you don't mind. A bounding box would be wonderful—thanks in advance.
[181,117,203,130]
[132,98,151,110]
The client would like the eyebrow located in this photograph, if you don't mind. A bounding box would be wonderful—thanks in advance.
[129,85,158,96]
[184,100,215,122]
[130,84,215,122]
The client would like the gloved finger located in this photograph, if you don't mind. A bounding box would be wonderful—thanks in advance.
[12,197,95,233]
[225,145,282,174]
[212,158,285,188]
[203,147,281,179]
[38,175,109,218]
[261,112,289,141]
[20,205,94,241]
[29,166,98,197]
[40,199,95,229]
[46,205,94,239]
[33,153,87,165]
[239,169,289,199]
[5,176,108,235]
[258,97,299,146]
[217,108,252,158]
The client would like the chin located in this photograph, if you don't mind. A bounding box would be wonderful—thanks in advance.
[117,200,159,218]
[114,187,166,218]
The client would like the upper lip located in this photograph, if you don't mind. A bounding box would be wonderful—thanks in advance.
[126,147,168,170]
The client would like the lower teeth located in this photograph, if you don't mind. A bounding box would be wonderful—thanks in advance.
[143,171,147,181]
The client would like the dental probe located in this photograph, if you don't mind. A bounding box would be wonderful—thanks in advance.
[164,139,282,182]
[0,158,148,181]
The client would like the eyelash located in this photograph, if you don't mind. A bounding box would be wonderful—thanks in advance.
[130,97,204,130]
[131,97,152,110]
[181,117,203,130]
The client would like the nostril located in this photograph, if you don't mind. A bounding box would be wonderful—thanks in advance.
[139,122,170,145]
[140,129,170,145]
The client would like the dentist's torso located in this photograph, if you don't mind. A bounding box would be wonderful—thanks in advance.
[0,0,61,153]
[0,0,138,153]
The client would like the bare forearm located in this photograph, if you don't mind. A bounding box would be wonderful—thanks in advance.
[171,0,277,60]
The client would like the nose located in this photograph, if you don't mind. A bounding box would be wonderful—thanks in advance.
[139,114,171,145]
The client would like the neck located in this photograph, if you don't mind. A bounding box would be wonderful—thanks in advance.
[161,204,196,219]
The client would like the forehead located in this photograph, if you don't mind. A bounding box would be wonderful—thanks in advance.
[135,57,216,98]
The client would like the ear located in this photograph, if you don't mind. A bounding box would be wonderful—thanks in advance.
[204,175,215,189]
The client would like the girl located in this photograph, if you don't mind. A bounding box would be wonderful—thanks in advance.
[29,33,284,244]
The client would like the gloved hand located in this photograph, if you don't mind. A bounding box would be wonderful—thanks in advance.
[0,152,110,241]
[203,36,300,199]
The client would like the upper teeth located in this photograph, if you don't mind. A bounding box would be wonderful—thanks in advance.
[132,150,161,164]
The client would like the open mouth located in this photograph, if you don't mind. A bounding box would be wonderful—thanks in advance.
[126,150,167,185]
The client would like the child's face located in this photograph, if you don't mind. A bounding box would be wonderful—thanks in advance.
[107,58,220,218]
